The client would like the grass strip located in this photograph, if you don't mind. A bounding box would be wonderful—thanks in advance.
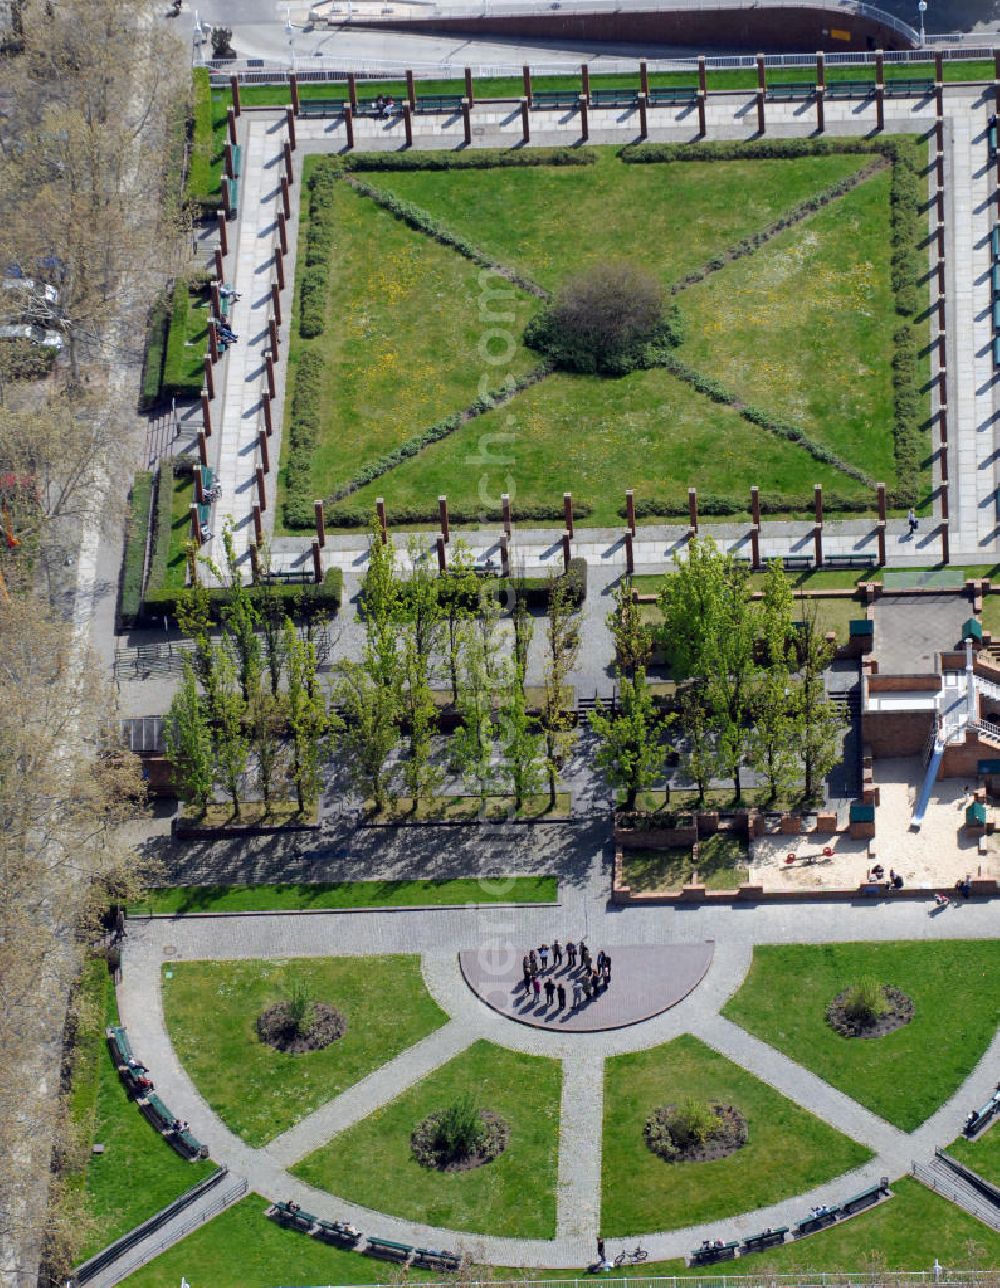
[135,875,558,915]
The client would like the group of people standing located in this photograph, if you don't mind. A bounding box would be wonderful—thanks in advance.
[520,940,612,1013]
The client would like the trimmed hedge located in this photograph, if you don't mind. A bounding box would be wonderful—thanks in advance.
[185,67,222,212]
[340,148,595,173]
[282,350,324,528]
[142,567,343,624]
[407,557,587,610]
[140,291,170,410]
[161,279,205,400]
[146,458,176,595]
[299,163,339,338]
[619,138,886,164]
[120,471,154,629]
[322,500,594,529]
[622,492,887,520]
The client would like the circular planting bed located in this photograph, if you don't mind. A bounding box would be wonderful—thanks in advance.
[644,1102,748,1164]
[826,984,913,1039]
[411,1109,510,1173]
[256,1001,346,1054]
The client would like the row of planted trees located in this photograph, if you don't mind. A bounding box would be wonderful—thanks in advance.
[602,538,846,809]
[165,516,583,818]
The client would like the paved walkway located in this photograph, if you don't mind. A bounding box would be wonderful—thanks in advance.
[117,871,1000,1269]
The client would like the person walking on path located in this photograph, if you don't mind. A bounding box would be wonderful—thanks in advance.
[603,952,611,984]
[529,948,538,974]
[580,942,591,971]
[573,980,583,1009]
[522,961,532,992]
[544,977,555,1006]
[582,973,592,1000]
[532,976,541,1001]
[907,508,919,535]
[557,982,566,1010]
[553,939,563,968]
[567,941,577,970]
[539,943,550,972]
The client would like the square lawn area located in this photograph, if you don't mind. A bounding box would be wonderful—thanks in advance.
[162,956,447,1147]
[293,1040,561,1239]
[601,1033,871,1236]
[722,942,1000,1131]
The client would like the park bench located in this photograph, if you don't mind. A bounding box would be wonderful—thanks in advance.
[648,86,699,105]
[530,91,581,110]
[413,94,463,113]
[590,88,640,108]
[881,78,934,98]
[264,568,313,584]
[138,1092,175,1133]
[840,1179,890,1215]
[364,1236,414,1262]
[766,83,814,101]
[299,99,348,116]
[172,1126,208,1161]
[269,1201,319,1233]
[223,176,237,216]
[824,553,878,570]
[793,1205,841,1236]
[689,1240,739,1265]
[824,80,875,99]
[355,98,398,117]
[315,1218,363,1245]
[781,555,814,571]
[994,298,1000,333]
[741,1226,788,1252]
[992,264,1000,297]
[992,225,1000,262]
[964,1092,1000,1136]
[413,1247,461,1271]
[106,1024,134,1068]
[989,115,998,157]
[229,143,242,179]
[994,335,1000,369]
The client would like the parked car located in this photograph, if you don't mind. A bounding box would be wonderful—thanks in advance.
[2,275,60,308]
[0,323,64,350]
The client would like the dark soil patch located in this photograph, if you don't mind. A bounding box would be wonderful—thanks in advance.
[256,1001,346,1054]
[826,985,914,1039]
[644,1102,748,1164]
[411,1109,509,1172]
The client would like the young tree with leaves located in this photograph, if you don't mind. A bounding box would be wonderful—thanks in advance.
[174,568,215,690]
[400,634,443,810]
[793,604,846,802]
[442,540,479,701]
[676,685,717,805]
[608,576,652,679]
[164,659,214,813]
[330,659,399,813]
[206,646,248,818]
[248,684,285,812]
[540,575,580,809]
[285,620,326,813]
[512,594,533,682]
[589,666,662,809]
[220,523,261,702]
[451,625,496,808]
[498,660,545,812]
[747,561,799,805]
[360,508,400,686]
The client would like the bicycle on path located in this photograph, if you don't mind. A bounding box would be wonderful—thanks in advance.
[613,1245,648,1267]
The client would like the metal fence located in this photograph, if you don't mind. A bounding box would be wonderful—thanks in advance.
[272,1275,1000,1288]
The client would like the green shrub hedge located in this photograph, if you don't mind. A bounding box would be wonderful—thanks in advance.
[619,138,884,164]
[146,458,176,595]
[161,280,205,400]
[185,68,222,212]
[401,557,587,610]
[341,148,595,172]
[282,351,324,527]
[321,500,594,530]
[140,292,170,410]
[623,492,882,520]
[141,568,343,624]
[120,472,154,629]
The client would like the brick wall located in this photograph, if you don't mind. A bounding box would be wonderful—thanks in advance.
[861,709,934,757]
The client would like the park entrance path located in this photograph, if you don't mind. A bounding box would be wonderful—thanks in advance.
[117,891,1000,1269]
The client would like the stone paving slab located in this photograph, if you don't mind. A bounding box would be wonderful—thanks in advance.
[459,944,714,1032]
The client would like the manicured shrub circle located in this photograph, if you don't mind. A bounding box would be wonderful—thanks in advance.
[256,1001,346,1054]
[644,1101,748,1164]
[411,1108,509,1172]
[826,984,914,1039]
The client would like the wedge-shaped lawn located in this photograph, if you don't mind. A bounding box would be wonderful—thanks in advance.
[947,1127,1000,1189]
[293,1039,561,1238]
[347,366,872,526]
[678,167,896,481]
[602,1034,871,1236]
[162,957,447,1147]
[723,942,1000,1132]
[279,178,539,513]
[365,148,876,292]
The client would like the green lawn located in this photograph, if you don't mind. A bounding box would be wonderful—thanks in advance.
[68,961,215,1262]
[723,943,1000,1132]
[347,365,870,528]
[162,957,447,1147]
[137,875,557,915]
[796,594,862,644]
[623,834,750,892]
[121,1174,1000,1287]
[678,166,895,481]
[368,148,874,293]
[981,592,1000,637]
[277,170,539,524]
[602,1034,871,1236]
[162,467,194,590]
[949,1127,1000,1189]
[635,569,883,593]
[294,1040,561,1238]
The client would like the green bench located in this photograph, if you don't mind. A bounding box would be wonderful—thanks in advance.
[994,335,1000,370]
[781,555,814,571]
[648,86,698,105]
[989,116,997,157]
[882,78,934,98]
[223,175,237,215]
[315,1218,362,1245]
[590,89,639,108]
[825,80,875,99]
[840,1179,889,1215]
[531,91,581,109]
[229,143,242,179]
[992,224,1000,262]
[993,298,1000,332]
[270,1201,318,1232]
[414,1247,461,1271]
[793,1204,840,1235]
[355,98,398,117]
[138,1092,174,1132]
[825,553,877,570]
[365,1236,413,1262]
[689,1239,739,1265]
[299,99,348,116]
[174,1126,208,1161]
[265,568,313,584]
[992,264,1000,297]
[414,94,463,113]
[964,1090,1000,1136]
[766,83,814,101]
[741,1226,788,1252]
[106,1025,134,1067]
